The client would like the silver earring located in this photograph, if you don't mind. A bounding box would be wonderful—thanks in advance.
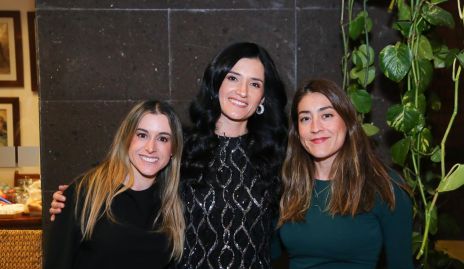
[256,104,264,115]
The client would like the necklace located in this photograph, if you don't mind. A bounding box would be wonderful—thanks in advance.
[313,183,330,198]
[312,182,331,211]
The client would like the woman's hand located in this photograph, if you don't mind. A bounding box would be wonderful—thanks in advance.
[49,185,68,221]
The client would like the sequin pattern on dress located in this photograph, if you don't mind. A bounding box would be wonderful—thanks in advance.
[180,136,273,269]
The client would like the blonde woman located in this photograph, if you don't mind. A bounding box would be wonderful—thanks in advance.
[45,100,185,269]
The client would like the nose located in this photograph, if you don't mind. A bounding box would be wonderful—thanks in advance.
[145,139,157,153]
[310,118,321,133]
[236,82,248,97]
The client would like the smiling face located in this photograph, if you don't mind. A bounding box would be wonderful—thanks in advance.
[128,113,173,184]
[216,57,265,134]
[297,92,347,166]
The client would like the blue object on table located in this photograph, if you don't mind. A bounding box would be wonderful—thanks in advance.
[0,196,12,204]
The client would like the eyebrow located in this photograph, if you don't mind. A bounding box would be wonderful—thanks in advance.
[136,128,172,136]
[228,71,264,83]
[298,106,334,115]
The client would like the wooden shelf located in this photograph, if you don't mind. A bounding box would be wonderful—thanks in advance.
[0,214,42,229]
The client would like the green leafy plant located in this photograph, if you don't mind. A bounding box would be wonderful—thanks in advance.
[378,0,464,267]
[341,0,379,136]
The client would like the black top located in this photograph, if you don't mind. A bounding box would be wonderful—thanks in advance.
[179,135,274,269]
[45,180,172,269]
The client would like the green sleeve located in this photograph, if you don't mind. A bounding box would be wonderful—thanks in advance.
[378,172,414,269]
[271,227,283,260]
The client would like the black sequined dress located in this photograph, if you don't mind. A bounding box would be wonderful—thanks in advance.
[179,135,274,269]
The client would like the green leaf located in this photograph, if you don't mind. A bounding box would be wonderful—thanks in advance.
[417,36,433,60]
[352,45,375,68]
[349,11,373,40]
[431,0,448,4]
[437,164,464,192]
[362,123,379,136]
[355,66,376,88]
[414,59,434,92]
[397,0,411,21]
[379,43,411,82]
[393,21,411,37]
[349,89,372,113]
[386,104,422,133]
[430,146,441,163]
[421,2,455,28]
[402,91,426,113]
[432,45,456,68]
[429,92,442,111]
[391,138,411,166]
[416,18,432,34]
[457,50,464,68]
[417,127,433,153]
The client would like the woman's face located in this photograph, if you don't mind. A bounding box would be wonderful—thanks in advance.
[297,92,347,165]
[217,57,265,126]
[128,113,173,183]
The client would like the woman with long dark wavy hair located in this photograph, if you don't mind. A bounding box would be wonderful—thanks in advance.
[179,42,288,269]
[274,79,413,269]
[49,42,288,269]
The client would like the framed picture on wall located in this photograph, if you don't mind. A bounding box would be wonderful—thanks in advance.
[0,11,24,88]
[0,97,20,146]
[27,12,37,92]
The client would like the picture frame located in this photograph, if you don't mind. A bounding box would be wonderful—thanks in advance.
[0,11,24,88]
[0,97,20,146]
[27,12,37,92]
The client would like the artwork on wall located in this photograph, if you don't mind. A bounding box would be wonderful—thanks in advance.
[27,12,37,92]
[0,97,20,146]
[0,11,23,88]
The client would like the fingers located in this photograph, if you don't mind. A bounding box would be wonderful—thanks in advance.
[58,185,69,192]
[52,191,66,203]
[50,213,55,222]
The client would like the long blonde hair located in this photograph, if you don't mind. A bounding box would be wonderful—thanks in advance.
[278,79,396,226]
[75,100,185,260]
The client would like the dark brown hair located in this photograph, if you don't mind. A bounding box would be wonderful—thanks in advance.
[278,79,395,226]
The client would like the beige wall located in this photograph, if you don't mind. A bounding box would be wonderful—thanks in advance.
[0,0,39,187]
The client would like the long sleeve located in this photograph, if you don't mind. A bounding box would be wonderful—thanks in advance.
[378,174,414,269]
[44,183,81,269]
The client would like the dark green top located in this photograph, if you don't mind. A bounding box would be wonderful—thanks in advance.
[273,175,413,269]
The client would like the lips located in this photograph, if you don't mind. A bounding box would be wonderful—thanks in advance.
[310,137,329,144]
[140,155,159,163]
[228,97,248,107]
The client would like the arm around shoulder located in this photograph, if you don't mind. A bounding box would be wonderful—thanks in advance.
[44,183,80,269]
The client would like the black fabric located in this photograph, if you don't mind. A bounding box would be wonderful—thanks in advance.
[179,135,273,269]
[45,180,172,269]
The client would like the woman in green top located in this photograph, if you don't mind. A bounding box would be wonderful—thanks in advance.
[274,79,413,269]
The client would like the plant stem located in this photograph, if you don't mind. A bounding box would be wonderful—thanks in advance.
[341,0,349,90]
[363,0,370,88]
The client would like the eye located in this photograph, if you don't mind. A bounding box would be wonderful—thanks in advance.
[250,82,262,88]
[226,74,238,81]
[299,116,310,123]
[158,136,171,143]
[322,113,334,119]
[136,132,148,139]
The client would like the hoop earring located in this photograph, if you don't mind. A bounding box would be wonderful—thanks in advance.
[256,104,264,115]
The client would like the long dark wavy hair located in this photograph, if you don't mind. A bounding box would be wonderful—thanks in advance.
[182,42,288,207]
